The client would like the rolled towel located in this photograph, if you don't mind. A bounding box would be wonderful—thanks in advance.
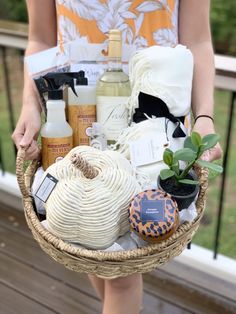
[128,45,194,120]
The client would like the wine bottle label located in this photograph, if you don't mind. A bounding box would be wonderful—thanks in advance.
[68,105,96,146]
[42,136,73,170]
[96,96,129,141]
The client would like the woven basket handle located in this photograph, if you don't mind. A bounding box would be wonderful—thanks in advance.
[16,147,34,198]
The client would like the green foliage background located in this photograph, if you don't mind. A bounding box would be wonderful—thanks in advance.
[211,1,236,55]
[0,0,28,23]
[0,0,235,55]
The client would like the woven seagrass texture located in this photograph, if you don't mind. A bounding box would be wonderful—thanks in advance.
[16,148,208,279]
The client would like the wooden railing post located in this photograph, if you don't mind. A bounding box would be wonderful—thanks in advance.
[214,55,236,259]
[1,46,15,132]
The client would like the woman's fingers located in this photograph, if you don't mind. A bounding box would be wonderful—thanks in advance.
[12,108,41,161]
[201,142,223,162]
[193,117,223,162]
[22,140,41,160]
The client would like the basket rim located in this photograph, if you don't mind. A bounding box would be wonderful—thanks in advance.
[22,161,208,262]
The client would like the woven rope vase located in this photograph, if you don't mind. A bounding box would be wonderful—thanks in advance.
[16,147,208,279]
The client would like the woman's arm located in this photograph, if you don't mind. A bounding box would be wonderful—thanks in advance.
[12,0,57,159]
[179,0,222,161]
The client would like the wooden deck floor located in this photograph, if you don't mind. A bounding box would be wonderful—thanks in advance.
[0,204,235,314]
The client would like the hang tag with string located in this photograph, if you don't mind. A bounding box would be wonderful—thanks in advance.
[129,132,169,168]
[35,173,58,203]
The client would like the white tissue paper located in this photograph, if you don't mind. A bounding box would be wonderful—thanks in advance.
[179,201,198,224]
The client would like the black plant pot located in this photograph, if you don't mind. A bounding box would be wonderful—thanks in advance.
[157,171,200,211]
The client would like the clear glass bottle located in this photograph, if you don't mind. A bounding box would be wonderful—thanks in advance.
[96,29,131,145]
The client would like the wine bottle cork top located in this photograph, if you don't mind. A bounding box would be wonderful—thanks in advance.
[109,29,121,41]
[108,29,122,59]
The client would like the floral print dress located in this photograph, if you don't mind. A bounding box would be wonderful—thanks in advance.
[56,0,179,49]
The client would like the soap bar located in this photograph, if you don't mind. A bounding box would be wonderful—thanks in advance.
[128,189,179,243]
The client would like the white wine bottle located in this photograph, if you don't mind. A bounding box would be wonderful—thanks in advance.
[96,29,131,145]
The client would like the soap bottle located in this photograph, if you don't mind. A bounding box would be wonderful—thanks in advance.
[68,71,96,147]
[41,88,73,171]
[96,29,131,146]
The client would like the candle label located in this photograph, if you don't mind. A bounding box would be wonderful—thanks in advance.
[140,199,165,222]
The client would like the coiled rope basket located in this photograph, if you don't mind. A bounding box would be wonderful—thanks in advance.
[16,147,208,279]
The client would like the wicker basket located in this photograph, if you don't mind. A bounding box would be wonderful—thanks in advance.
[16,147,208,279]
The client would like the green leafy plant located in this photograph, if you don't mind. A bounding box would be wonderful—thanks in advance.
[160,132,223,185]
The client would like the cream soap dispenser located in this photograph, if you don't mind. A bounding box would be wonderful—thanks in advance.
[68,71,96,146]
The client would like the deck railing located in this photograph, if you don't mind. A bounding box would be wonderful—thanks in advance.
[0,20,235,259]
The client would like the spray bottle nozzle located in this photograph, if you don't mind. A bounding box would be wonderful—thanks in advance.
[43,72,78,97]
[76,70,88,85]
[34,72,80,109]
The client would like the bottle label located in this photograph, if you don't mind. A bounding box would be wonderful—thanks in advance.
[68,105,96,146]
[96,96,129,141]
[42,136,73,170]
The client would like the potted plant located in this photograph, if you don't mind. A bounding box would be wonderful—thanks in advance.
[158,132,223,210]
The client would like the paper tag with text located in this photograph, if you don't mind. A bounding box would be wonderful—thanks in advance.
[129,133,169,168]
[35,173,58,203]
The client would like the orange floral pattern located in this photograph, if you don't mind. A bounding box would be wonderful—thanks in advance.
[56,0,179,49]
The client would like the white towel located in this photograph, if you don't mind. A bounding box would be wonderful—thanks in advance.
[128,45,194,120]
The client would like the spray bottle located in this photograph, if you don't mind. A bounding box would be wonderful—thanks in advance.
[36,73,78,170]
[68,70,96,146]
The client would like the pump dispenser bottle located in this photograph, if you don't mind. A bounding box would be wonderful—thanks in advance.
[68,71,96,146]
[39,75,75,170]
[96,29,131,145]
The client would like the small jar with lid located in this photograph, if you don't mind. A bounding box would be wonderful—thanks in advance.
[86,122,107,151]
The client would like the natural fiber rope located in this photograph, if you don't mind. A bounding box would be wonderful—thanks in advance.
[71,153,99,179]
[17,148,208,278]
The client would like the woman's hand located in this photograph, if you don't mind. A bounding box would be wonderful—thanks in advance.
[193,117,223,162]
[12,104,41,160]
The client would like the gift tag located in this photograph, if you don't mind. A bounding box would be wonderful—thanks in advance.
[35,173,58,203]
[129,133,169,168]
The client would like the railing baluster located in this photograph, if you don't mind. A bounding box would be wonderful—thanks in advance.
[1,46,17,156]
[214,91,235,259]
[0,136,5,175]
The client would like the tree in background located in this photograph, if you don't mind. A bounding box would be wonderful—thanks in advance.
[211,0,236,56]
[0,0,235,56]
[0,0,27,23]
